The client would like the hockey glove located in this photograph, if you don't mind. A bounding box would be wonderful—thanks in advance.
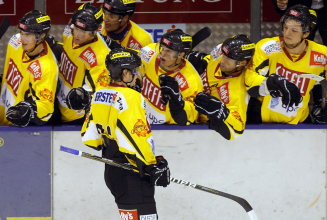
[100,34,124,50]
[66,87,91,110]
[184,51,209,76]
[6,101,36,128]
[194,92,229,122]
[159,74,184,113]
[145,156,170,187]
[267,74,302,107]
[131,78,142,93]
[311,105,327,123]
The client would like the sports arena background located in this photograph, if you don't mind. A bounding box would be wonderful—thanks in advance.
[0,1,325,220]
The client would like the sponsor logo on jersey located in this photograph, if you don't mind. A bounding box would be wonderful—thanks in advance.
[131,119,149,137]
[289,10,300,17]
[231,110,244,129]
[97,23,104,32]
[142,75,166,111]
[36,15,50,23]
[119,209,138,220]
[27,60,43,82]
[309,50,327,67]
[75,21,85,29]
[79,46,98,68]
[96,69,110,87]
[174,72,189,92]
[140,214,157,220]
[140,47,156,63]
[60,49,78,87]
[6,59,23,97]
[162,38,171,46]
[222,45,229,54]
[104,3,111,10]
[9,34,22,50]
[275,63,310,95]
[94,91,117,105]
[127,35,143,50]
[19,23,26,30]
[201,69,211,94]
[39,88,53,103]
[184,91,197,104]
[261,40,282,56]
[216,81,230,104]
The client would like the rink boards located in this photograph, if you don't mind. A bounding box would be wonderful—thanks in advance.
[0,124,326,220]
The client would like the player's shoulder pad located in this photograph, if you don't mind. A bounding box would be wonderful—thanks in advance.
[9,34,22,50]
[78,46,98,68]
[259,38,282,56]
[211,43,223,61]
[139,44,157,63]
[130,21,154,42]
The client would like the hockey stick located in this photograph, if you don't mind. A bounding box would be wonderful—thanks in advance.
[0,17,10,40]
[191,27,211,50]
[60,146,259,220]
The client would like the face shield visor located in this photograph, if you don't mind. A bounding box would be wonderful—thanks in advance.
[156,43,181,61]
[131,63,146,81]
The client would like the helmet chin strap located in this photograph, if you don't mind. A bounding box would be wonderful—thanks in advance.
[166,51,183,68]
[223,60,244,75]
[26,35,43,55]
[122,72,135,87]
[109,15,126,33]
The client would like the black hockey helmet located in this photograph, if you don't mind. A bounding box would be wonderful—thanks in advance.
[71,3,103,32]
[103,0,136,17]
[280,4,317,33]
[221,34,255,62]
[106,48,141,80]
[160,29,192,55]
[18,10,51,36]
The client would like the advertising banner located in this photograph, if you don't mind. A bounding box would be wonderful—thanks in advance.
[0,0,34,25]
[47,0,250,24]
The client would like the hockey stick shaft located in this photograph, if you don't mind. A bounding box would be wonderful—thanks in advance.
[191,27,211,50]
[0,17,10,40]
[60,146,259,220]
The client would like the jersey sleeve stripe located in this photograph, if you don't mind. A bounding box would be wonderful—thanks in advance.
[85,70,96,93]
[255,59,269,76]
[117,119,146,161]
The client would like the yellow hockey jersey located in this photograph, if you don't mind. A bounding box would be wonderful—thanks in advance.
[250,36,327,124]
[99,21,153,50]
[200,44,265,140]
[57,29,110,122]
[139,43,203,125]
[0,34,59,125]
[81,83,156,170]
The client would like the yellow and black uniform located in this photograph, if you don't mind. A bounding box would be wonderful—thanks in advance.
[99,20,153,50]
[198,44,265,140]
[81,83,157,215]
[57,27,110,122]
[0,33,58,125]
[249,36,327,124]
[139,43,203,125]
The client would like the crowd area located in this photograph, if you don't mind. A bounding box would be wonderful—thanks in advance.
[0,1,327,219]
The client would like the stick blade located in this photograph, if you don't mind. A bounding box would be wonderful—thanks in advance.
[191,27,211,50]
[0,17,10,40]
[60,146,81,155]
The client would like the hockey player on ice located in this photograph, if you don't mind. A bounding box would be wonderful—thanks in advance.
[0,11,59,127]
[81,48,170,220]
[187,35,302,139]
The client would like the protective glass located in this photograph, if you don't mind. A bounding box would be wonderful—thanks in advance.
[132,63,146,80]
[17,29,36,43]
